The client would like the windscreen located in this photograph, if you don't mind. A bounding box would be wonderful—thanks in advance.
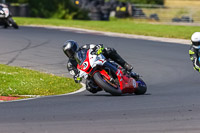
[75,49,88,65]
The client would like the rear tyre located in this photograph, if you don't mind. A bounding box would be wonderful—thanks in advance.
[134,78,147,95]
[93,72,122,96]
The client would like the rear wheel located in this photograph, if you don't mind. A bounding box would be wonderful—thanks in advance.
[93,72,122,96]
[134,78,147,95]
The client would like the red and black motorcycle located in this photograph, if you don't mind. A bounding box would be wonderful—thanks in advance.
[76,48,147,96]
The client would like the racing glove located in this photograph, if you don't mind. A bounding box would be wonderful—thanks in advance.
[73,74,82,83]
[92,44,104,55]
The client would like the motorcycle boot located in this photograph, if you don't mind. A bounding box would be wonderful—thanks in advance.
[124,62,133,72]
[130,72,140,80]
[86,79,102,93]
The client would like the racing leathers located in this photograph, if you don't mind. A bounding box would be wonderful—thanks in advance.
[189,45,200,72]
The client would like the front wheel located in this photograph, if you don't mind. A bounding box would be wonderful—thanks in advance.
[93,72,122,96]
[12,21,18,29]
[8,17,18,29]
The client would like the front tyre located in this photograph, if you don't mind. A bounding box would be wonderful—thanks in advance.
[134,78,147,95]
[93,72,122,96]
[12,21,18,29]
[8,17,18,29]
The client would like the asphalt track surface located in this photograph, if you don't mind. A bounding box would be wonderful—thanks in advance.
[0,26,200,133]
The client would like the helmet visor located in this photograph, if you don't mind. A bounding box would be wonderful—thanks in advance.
[192,41,200,46]
[74,49,88,65]
[64,48,75,58]
[74,52,81,64]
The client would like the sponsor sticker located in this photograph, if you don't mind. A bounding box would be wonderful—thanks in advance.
[133,79,137,88]
[83,62,88,70]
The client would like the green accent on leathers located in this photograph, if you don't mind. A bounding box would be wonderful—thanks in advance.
[76,77,81,81]
[96,46,104,55]
[189,50,195,55]
[194,66,200,72]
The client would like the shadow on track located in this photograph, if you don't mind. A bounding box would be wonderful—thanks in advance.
[85,93,151,97]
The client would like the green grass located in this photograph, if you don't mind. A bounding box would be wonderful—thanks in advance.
[14,17,200,40]
[0,64,81,96]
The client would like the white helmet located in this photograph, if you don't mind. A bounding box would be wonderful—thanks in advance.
[191,32,200,49]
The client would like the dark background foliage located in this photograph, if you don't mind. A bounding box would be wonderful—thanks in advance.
[5,0,164,19]
[119,0,163,5]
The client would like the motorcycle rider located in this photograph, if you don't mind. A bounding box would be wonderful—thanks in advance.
[63,40,138,93]
[189,32,200,72]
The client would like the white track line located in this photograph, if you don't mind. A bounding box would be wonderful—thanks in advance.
[0,83,86,103]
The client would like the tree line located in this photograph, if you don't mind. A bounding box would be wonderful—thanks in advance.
[6,0,89,19]
[5,0,164,19]
[118,0,163,5]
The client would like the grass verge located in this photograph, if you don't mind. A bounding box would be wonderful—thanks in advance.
[0,64,81,96]
[14,17,200,40]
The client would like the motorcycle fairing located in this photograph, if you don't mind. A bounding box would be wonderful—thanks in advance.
[0,4,9,18]
[115,69,138,93]
[77,49,107,78]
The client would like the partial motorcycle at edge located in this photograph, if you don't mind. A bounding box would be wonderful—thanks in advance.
[0,3,18,29]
